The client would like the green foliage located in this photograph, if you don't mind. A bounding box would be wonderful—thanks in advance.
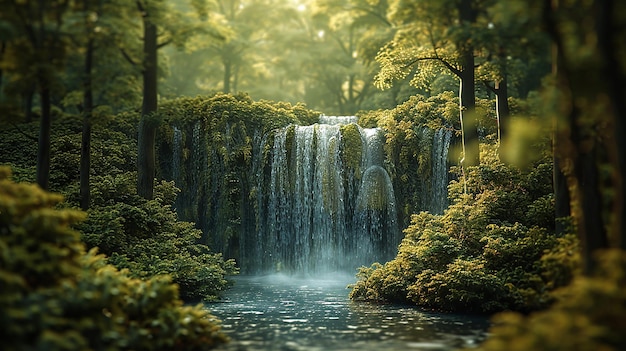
[407,259,510,313]
[0,113,139,192]
[350,150,574,313]
[470,249,626,351]
[0,96,238,302]
[358,92,458,226]
[448,146,555,229]
[0,167,226,350]
[156,93,320,256]
[78,173,238,302]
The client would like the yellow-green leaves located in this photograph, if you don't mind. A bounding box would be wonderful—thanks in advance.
[0,168,227,350]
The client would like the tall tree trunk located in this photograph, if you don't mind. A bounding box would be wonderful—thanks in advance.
[494,78,510,143]
[0,41,5,98]
[36,85,51,190]
[596,0,626,250]
[24,87,35,123]
[458,0,479,167]
[80,37,94,210]
[546,0,614,273]
[568,105,608,274]
[551,35,571,235]
[137,12,158,200]
[223,59,231,93]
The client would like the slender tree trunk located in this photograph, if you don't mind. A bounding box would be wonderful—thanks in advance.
[347,74,357,115]
[36,85,51,190]
[137,13,158,200]
[596,0,626,250]
[458,51,479,166]
[223,59,231,93]
[0,41,5,98]
[24,87,35,123]
[494,78,509,143]
[233,62,240,93]
[458,0,479,167]
[80,37,94,210]
[551,36,571,235]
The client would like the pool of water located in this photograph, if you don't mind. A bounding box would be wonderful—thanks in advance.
[206,274,490,351]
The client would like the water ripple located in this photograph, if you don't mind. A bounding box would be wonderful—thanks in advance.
[208,275,489,351]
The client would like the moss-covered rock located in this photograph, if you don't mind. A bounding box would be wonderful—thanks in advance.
[339,123,363,177]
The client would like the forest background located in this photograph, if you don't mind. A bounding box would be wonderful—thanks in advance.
[0,0,625,350]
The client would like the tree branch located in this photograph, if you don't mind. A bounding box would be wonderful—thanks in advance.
[136,0,145,14]
[482,80,496,94]
[157,39,172,49]
[424,22,462,77]
[120,48,138,66]
[403,56,461,77]
[10,122,38,142]
[348,5,392,27]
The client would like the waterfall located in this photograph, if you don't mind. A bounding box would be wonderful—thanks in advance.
[165,114,453,275]
[356,165,399,261]
[319,115,358,125]
[250,118,400,274]
[430,128,452,214]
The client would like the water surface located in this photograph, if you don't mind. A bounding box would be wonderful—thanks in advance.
[208,274,489,351]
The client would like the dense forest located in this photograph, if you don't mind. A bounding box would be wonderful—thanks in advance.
[1,0,625,350]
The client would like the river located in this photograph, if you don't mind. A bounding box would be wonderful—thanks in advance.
[207,274,490,351]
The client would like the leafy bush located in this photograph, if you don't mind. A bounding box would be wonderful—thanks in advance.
[78,173,239,301]
[350,151,576,313]
[0,167,226,350]
[469,249,626,351]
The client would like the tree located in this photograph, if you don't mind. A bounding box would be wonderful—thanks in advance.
[305,0,393,114]
[477,1,550,144]
[190,0,285,95]
[0,0,72,190]
[79,0,97,210]
[136,0,159,199]
[59,0,146,207]
[544,0,626,272]
[375,0,483,168]
[127,0,221,199]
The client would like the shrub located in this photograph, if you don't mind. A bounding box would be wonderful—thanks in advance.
[0,167,226,350]
[407,259,510,313]
[78,173,238,301]
[470,249,626,351]
[350,152,575,314]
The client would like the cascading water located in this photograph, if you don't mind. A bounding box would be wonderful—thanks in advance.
[165,115,453,275]
[249,117,400,274]
[430,127,452,214]
[318,115,358,125]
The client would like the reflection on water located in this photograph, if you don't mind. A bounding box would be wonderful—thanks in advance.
[206,274,489,351]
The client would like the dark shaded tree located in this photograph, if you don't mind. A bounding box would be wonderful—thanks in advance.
[129,0,221,199]
[544,0,626,272]
[0,0,71,190]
